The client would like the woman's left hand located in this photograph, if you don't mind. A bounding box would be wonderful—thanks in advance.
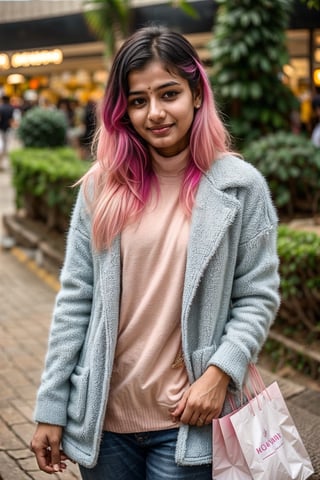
[170,365,230,426]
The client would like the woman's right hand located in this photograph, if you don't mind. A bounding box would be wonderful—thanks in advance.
[30,423,68,474]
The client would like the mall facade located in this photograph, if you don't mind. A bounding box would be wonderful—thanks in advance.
[0,0,319,107]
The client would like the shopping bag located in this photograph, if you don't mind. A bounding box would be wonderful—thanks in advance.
[212,407,252,479]
[230,367,314,480]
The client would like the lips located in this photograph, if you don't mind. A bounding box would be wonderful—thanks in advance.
[148,124,174,135]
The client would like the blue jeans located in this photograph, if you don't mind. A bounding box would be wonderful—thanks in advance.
[79,428,211,480]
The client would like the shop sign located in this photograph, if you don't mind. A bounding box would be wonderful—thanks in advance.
[0,49,63,70]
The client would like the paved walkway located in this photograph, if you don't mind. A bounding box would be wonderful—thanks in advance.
[0,169,80,479]
[1,165,320,479]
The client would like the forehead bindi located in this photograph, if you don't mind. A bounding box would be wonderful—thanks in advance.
[128,62,183,94]
[128,81,181,98]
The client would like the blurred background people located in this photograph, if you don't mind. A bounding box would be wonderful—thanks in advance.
[0,95,14,170]
[311,94,320,147]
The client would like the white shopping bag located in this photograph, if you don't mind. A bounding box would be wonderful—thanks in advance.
[230,380,314,480]
[212,409,252,479]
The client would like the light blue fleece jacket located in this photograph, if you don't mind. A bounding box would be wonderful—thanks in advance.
[34,155,280,468]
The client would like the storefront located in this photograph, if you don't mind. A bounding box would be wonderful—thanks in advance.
[0,43,108,106]
[0,1,216,106]
[0,0,319,110]
[0,9,109,105]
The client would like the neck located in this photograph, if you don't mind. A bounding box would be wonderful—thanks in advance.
[149,146,189,177]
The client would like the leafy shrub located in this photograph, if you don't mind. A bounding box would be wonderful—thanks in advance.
[243,132,320,219]
[209,0,297,147]
[262,225,320,379]
[18,107,68,147]
[10,147,89,231]
[277,225,320,342]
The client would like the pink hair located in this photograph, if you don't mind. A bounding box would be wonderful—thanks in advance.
[81,59,231,251]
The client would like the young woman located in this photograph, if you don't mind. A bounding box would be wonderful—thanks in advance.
[30,26,280,480]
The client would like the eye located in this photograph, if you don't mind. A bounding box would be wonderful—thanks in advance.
[163,90,179,100]
[128,97,146,108]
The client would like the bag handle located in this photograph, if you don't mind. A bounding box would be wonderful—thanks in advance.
[225,364,270,414]
[248,364,267,392]
[243,364,272,413]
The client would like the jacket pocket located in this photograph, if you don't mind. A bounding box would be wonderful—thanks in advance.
[67,365,90,423]
[191,346,216,379]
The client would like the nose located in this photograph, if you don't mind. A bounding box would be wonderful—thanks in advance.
[148,98,165,121]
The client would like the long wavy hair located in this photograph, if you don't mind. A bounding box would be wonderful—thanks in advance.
[81,25,232,250]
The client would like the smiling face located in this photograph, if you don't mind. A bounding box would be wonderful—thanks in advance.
[126,61,201,158]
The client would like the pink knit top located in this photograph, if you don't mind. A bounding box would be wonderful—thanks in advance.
[104,148,191,433]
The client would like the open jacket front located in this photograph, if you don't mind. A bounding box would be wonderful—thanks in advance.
[34,155,280,468]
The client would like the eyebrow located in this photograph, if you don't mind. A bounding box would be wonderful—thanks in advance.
[128,80,181,97]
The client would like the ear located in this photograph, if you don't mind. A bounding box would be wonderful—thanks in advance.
[193,84,202,109]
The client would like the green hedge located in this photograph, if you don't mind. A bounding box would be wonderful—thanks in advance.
[277,224,320,342]
[243,131,320,219]
[10,147,89,231]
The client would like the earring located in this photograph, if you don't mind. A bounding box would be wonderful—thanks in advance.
[195,103,201,109]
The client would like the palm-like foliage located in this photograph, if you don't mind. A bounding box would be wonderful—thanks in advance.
[300,0,320,7]
[171,0,199,18]
[83,0,130,58]
[83,0,200,60]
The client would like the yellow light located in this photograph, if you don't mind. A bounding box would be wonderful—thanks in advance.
[11,49,63,68]
[283,64,294,77]
[7,73,25,85]
[315,48,320,63]
[0,53,10,70]
[314,69,320,86]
